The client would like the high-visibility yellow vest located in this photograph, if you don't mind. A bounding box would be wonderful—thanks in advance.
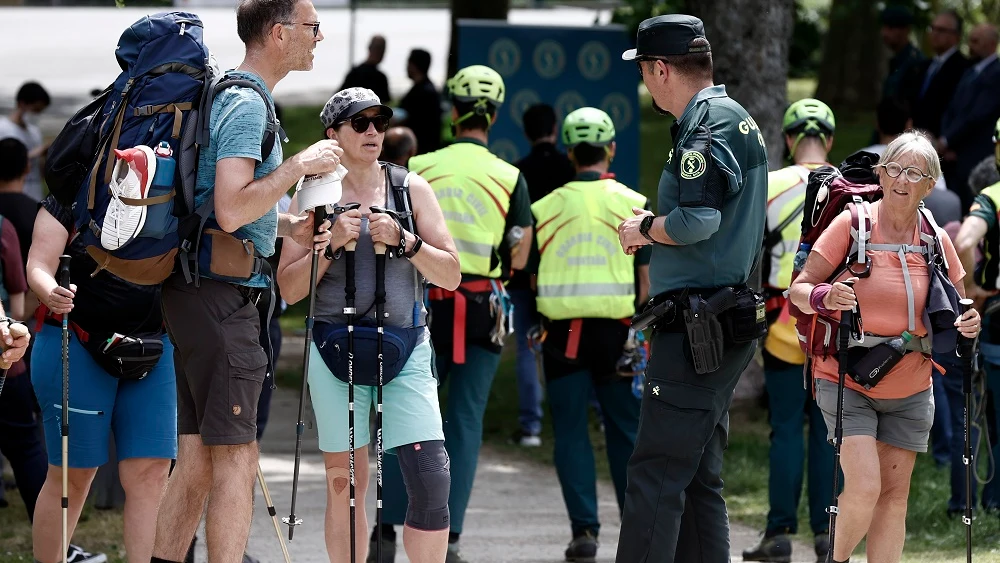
[976,182,1000,291]
[532,178,647,321]
[763,163,823,365]
[411,140,518,279]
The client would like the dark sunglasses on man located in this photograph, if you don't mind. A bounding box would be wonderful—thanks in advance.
[340,114,391,134]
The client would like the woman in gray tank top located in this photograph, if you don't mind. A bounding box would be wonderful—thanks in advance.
[277,88,460,563]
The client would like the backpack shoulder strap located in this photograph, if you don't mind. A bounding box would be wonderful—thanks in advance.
[196,74,287,161]
[917,204,948,272]
[384,161,417,237]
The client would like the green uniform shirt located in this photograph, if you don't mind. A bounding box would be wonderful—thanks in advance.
[649,85,768,296]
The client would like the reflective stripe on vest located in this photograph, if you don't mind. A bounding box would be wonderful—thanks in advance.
[532,179,646,321]
[411,143,517,278]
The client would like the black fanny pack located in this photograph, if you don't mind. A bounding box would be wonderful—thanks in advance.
[80,331,165,381]
[845,341,909,390]
[314,320,423,386]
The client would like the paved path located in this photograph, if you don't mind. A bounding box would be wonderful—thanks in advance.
[185,386,818,563]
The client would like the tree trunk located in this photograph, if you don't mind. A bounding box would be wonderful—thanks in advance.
[686,0,795,167]
[814,0,885,113]
[449,0,511,78]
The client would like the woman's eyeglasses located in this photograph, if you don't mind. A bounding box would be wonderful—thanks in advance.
[876,162,934,183]
[340,114,390,134]
[282,21,321,37]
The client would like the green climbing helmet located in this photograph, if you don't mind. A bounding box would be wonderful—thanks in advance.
[562,107,616,148]
[783,98,836,136]
[447,65,506,106]
[783,98,835,160]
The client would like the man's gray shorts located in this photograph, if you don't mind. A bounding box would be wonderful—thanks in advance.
[815,379,935,453]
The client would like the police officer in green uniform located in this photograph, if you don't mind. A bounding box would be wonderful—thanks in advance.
[616,15,768,563]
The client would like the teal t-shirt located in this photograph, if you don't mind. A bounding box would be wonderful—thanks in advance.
[649,85,769,296]
[196,71,283,288]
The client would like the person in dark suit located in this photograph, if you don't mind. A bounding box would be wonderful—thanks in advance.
[399,49,442,155]
[340,35,390,104]
[880,6,926,110]
[912,10,970,137]
[939,23,1000,211]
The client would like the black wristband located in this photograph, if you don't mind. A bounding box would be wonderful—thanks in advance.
[639,215,656,242]
[404,234,423,259]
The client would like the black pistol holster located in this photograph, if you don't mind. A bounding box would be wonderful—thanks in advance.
[681,286,768,375]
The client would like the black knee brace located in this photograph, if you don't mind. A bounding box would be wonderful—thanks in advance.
[396,440,451,531]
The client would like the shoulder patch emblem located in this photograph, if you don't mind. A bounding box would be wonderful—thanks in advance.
[679,150,707,180]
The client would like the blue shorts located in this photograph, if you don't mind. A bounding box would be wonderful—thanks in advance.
[308,337,444,453]
[31,323,178,468]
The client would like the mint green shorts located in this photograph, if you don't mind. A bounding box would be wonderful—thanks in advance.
[308,337,444,453]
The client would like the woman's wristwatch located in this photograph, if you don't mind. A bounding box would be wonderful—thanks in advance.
[404,233,423,259]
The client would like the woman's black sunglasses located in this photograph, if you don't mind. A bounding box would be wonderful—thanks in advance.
[340,114,390,133]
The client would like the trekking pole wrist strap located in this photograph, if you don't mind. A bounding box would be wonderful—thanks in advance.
[810,284,835,316]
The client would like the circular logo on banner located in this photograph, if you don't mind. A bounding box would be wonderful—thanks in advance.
[578,41,611,81]
[533,40,566,79]
[554,91,587,121]
[680,151,707,180]
[509,89,542,127]
[490,139,520,164]
[599,93,633,129]
[488,38,521,77]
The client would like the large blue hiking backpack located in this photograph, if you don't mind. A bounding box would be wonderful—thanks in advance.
[44,12,282,286]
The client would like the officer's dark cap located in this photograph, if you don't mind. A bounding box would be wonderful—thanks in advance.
[622,14,710,61]
[880,5,914,28]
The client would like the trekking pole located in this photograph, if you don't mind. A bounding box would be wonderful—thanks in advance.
[58,254,72,563]
[958,298,976,563]
[332,202,362,563]
[284,208,326,541]
[828,279,855,562]
[257,464,293,563]
[372,233,388,563]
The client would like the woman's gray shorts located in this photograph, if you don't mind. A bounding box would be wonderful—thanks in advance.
[814,379,935,453]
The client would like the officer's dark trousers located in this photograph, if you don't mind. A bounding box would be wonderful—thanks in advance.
[616,331,754,563]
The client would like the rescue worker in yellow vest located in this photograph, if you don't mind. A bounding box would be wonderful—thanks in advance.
[527,107,650,562]
[743,98,836,563]
[372,64,534,563]
[954,117,1000,513]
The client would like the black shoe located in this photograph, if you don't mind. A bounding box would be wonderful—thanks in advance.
[565,531,598,563]
[241,554,260,563]
[741,532,791,563]
[814,532,830,563]
[366,535,396,563]
[66,545,107,563]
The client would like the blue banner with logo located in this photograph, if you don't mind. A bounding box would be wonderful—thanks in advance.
[457,20,639,192]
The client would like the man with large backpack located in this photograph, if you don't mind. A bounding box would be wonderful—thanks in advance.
[743,99,836,563]
[372,64,534,563]
[148,2,341,563]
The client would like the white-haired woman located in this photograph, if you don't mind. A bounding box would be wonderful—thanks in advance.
[789,131,981,562]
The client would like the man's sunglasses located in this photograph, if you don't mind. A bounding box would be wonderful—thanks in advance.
[339,114,390,133]
[282,21,321,37]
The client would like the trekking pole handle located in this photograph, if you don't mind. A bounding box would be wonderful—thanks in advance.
[334,202,362,253]
[369,205,390,255]
[57,255,72,291]
[958,298,976,354]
